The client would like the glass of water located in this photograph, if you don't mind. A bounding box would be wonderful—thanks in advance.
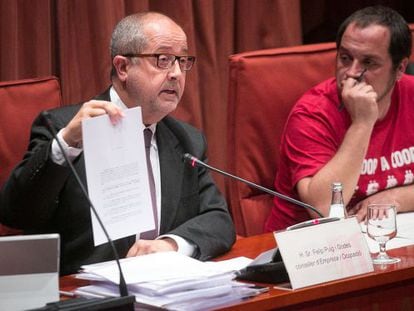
[367,203,400,264]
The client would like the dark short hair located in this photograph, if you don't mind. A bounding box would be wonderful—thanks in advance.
[336,5,412,69]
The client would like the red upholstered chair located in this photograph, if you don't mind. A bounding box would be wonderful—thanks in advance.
[0,76,62,235]
[226,42,337,237]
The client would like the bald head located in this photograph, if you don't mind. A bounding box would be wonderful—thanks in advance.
[110,12,186,77]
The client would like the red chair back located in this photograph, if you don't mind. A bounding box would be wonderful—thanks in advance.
[0,76,62,235]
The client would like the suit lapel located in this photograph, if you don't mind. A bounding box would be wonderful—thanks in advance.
[156,120,184,233]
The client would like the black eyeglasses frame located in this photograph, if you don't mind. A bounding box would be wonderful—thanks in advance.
[122,53,196,71]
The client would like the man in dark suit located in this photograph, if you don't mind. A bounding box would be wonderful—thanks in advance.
[0,12,235,275]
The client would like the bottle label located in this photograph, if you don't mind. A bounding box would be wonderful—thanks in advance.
[329,204,346,218]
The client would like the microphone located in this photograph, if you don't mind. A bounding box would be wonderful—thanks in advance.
[40,111,135,309]
[183,153,324,218]
[182,153,328,285]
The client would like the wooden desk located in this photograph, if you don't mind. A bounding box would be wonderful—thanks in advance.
[60,233,414,310]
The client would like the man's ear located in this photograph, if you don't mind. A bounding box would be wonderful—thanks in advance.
[112,56,130,82]
[396,58,409,80]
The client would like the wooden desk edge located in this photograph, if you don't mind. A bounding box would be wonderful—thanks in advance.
[60,233,414,310]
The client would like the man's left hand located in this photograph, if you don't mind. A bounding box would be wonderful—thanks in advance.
[126,238,178,257]
[348,190,400,222]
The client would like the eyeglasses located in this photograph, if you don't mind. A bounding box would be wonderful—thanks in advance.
[122,53,196,71]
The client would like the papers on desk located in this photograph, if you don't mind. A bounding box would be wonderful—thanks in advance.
[74,252,267,310]
[362,212,414,253]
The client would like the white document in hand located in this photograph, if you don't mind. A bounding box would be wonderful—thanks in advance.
[82,107,155,246]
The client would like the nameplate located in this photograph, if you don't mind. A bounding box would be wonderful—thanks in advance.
[274,217,373,289]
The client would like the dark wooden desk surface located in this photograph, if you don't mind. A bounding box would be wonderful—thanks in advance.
[60,233,414,310]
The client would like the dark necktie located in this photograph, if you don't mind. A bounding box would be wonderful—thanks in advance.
[140,128,158,239]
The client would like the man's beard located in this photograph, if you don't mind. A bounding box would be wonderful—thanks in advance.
[376,72,398,104]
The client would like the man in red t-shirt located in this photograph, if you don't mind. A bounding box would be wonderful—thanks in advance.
[265,6,414,231]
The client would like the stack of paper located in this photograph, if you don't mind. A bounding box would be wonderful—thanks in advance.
[74,252,267,310]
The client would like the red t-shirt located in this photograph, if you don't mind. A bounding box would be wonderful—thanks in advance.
[265,75,414,231]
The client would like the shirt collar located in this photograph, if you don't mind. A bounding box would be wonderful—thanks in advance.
[109,86,157,135]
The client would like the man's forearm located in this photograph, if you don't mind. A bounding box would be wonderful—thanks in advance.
[298,122,374,216]
[386,184,414,213]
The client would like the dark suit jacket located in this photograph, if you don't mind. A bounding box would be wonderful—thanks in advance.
[0,90,236,275]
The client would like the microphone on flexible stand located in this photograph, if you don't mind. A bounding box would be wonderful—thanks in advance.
[183,153,324,218]
[39,111,134,310]
[182,153,337,284]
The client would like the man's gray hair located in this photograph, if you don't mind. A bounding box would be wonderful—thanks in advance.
[109,12,183,78]
[110,13,149,60]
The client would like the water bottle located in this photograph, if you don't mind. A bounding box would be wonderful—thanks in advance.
[328,182,347,218]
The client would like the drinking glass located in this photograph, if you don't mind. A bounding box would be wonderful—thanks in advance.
[367,203,400,264]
